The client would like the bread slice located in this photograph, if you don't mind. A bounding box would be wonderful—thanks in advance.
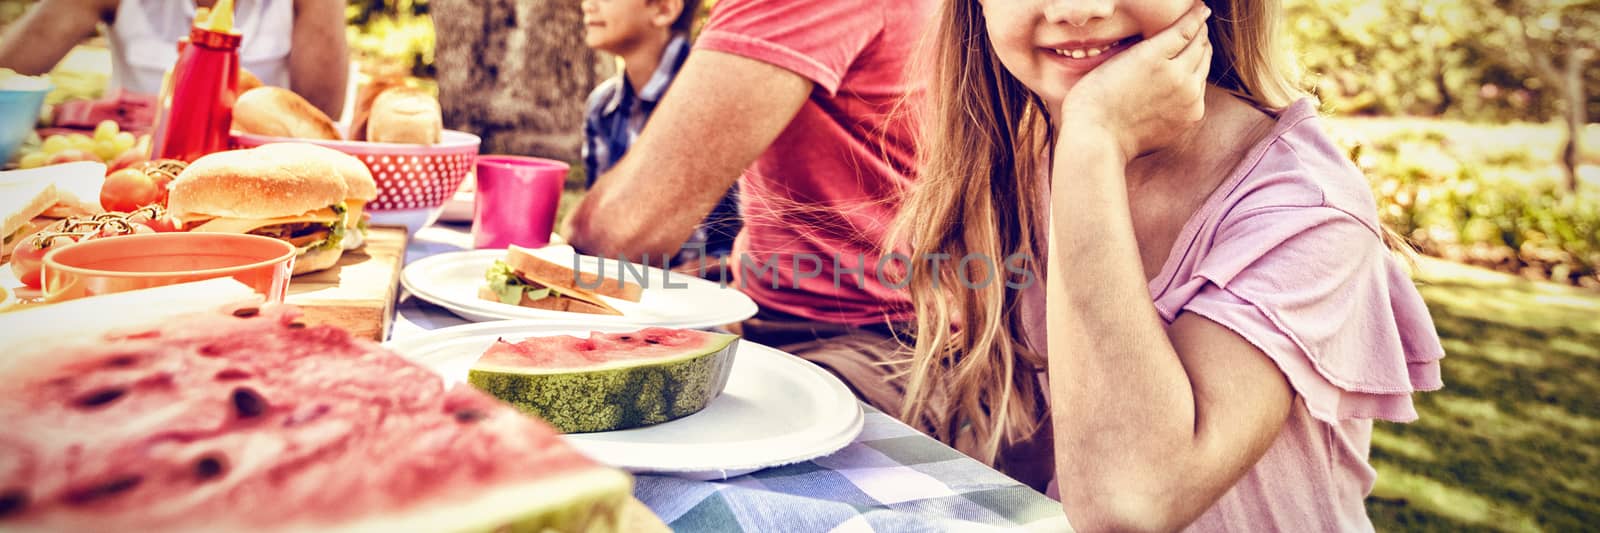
[1,180,59,260]
[505,245,643,302]
[477,286,622,315]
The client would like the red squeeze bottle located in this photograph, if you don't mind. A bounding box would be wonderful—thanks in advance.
[149,0,239,163]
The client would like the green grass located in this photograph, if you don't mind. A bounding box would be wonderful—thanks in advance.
[1367,256,1600,532]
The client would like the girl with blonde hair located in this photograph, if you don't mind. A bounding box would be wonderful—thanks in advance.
[892,0,1445,530]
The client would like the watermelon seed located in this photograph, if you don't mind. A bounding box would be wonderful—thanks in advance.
[193,455,226,481]
[231,388,268,418]
[105,355,140,368]
[199,344,224,357]
[73,388,126,409]
[645,338,660,345]
[287,322,308,329]
[454,409,487,423]
[620,336,633,341]
[63,475,142,505]
[214,369,251,381]
[231,307,260,317]
[0,490,26,518]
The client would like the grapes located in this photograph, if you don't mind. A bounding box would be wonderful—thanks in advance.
[113,131,136,153]
[19,152,48,169]
[93,119,118,142]
[40,134,69,154]
[12,120,148,172]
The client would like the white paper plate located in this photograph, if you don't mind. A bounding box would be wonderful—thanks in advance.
[385,322,865,479]
[401,246,759,329]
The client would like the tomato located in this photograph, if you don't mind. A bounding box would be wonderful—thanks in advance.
[142,214,184,233]
[100,168,167,213]
[11,232,78,289]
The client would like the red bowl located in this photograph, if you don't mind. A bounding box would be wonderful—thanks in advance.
[230,130,481,211]
[41,233,296,303]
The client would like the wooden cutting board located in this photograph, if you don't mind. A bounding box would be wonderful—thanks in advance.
[285,225,408,341]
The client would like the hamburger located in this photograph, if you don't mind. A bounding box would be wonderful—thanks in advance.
[251,143,377,250]
[167,145,350,275]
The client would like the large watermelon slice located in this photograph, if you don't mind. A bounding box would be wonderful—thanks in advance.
[0,305,632,532]
[469,328,739,433]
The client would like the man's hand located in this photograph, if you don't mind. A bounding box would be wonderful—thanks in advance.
[0,0,112,76]
[563,49,811,265]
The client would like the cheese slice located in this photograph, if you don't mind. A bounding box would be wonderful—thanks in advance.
[345,200,366,228]
[188,207,341,234]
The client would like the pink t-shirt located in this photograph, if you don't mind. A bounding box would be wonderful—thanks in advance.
[694,0,934,325]
[1019,99,1446,531]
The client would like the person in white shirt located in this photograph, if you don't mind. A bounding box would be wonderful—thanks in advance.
[0,0,347,119]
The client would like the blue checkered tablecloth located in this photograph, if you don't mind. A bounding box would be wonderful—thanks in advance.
[392,223,1072,532]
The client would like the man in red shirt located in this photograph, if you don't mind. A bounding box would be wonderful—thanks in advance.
[564,0,934,415]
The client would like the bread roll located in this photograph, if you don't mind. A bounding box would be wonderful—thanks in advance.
[366,87,442,144]
[232,87,343,141]
[349,77,406,142]
[237,68,263,94]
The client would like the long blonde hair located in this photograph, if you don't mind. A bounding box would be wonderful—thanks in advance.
[890,0,1309,470]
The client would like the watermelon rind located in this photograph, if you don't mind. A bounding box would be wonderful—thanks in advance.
[2,443,636,533]
[312,467,634,533]
[469,333,740,433]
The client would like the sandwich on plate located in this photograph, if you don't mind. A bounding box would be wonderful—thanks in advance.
[481,245,643,315]
[167,145,351,275]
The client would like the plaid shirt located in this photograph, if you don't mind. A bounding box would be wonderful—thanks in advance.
[582,34,741,262]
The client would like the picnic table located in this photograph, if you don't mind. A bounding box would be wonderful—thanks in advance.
[391,222,1073,532]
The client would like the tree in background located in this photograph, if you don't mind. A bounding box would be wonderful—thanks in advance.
[431,0,604,161]
[1287,0,1597,192]
[1487,0,1596,193]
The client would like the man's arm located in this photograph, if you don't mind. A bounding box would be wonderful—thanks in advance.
[563,49,812,264]
[0,0,113,75]
[289,0,348,119]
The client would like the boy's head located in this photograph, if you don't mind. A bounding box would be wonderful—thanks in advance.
[582,0,699,53]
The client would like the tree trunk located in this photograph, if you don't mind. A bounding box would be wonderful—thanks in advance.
[432,0,611,163]
[1560,47,1590,194]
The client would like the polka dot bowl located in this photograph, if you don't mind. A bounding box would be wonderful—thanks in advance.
[231,130,481,233]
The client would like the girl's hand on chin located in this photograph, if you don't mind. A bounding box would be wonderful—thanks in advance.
[1060,1,1213,163]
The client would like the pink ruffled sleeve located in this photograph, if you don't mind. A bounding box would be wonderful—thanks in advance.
[1167,205,1445,423]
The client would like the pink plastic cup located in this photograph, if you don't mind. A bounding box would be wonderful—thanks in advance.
[472,155,567,249]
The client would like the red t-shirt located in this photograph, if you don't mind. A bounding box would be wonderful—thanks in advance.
[695,0,933,326]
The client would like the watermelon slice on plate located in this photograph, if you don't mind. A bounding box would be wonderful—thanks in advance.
[388,322,864,479]
[0,303,634,532]
[469,327,739,433]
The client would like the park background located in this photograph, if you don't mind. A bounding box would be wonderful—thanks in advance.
[2,0,1595,530]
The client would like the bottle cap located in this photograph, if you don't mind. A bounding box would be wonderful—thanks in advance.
[207,0,234,33]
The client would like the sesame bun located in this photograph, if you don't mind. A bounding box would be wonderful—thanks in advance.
[253,143,377,201]
[168,148,348,219]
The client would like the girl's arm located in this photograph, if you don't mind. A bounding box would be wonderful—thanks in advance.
[1044,4,1292,531]
[1047,132,1292,532]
